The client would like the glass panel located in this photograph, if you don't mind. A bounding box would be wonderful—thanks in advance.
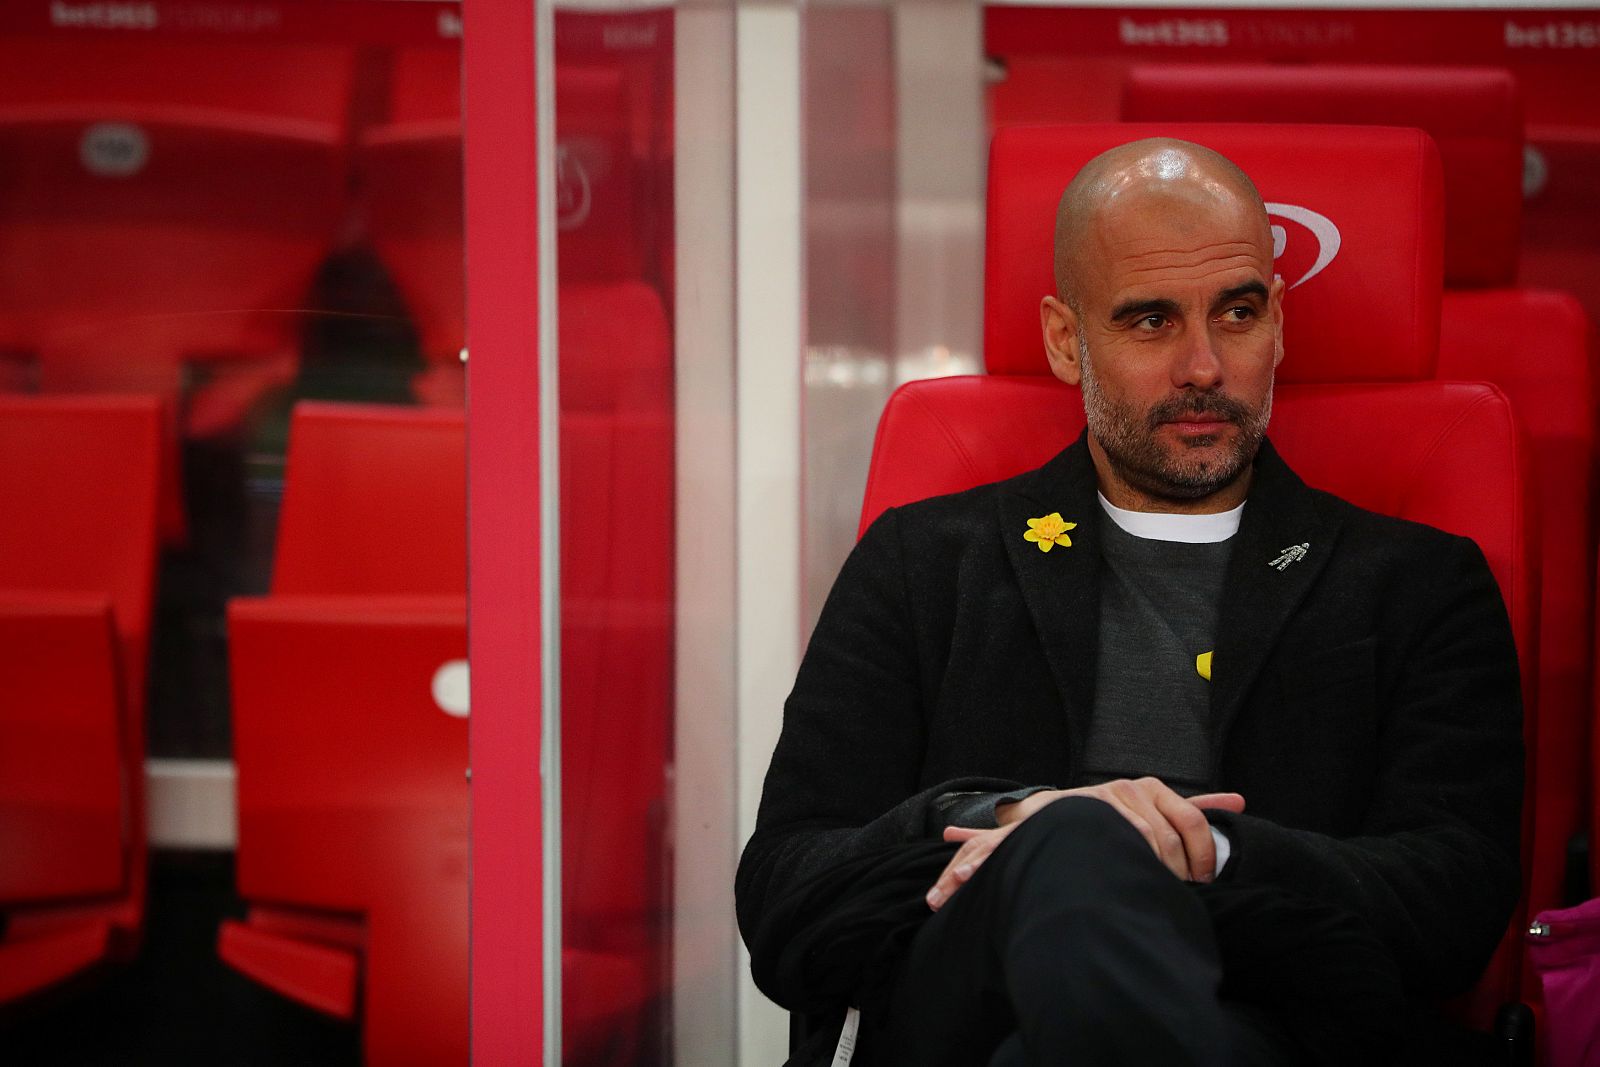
[548,0,740,1057]
[551,5,679,1048]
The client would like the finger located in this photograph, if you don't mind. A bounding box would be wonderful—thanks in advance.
[1111,781,1190,881]
[1188,791,1246,814]
[1105,799,1187,881]
[926,834,991,910]
[943,826,985,843]
[1154,789,1216,882]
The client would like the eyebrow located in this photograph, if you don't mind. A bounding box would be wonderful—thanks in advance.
[1217,281,1270,305]
[1109,296,1180,323]
[1109,281,1270,324]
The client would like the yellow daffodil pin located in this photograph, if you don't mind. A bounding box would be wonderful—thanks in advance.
[1023,512,1077,553]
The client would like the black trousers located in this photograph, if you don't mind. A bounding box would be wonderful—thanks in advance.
[872,797,1403,1067]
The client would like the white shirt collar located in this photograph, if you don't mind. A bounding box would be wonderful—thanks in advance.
[1097,492,1244,544]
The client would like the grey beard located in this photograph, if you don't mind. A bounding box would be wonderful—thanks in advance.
[1077,331,1270,501]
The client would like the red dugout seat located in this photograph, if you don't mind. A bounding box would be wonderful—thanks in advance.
[1122,68,1596,1011]
[0,396,164,1001]
[224,400,672,1063]
[225,594,469,1066]
[222,404,468,1065]
[915,123,1539,1034]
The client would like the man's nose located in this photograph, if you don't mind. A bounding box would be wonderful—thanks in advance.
[1171,327,1223,391]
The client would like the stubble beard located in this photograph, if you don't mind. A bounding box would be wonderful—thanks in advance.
[1077,329,1272,502]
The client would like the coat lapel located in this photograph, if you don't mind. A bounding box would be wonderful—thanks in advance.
[1208,440,1342,755]
[997,434,1103,762]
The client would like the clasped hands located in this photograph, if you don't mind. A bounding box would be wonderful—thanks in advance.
[925,777,1246,911]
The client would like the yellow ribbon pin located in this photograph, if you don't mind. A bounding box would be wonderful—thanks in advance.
[1196,651,1213,682]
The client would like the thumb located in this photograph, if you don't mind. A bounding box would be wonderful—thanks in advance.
[1189,791,1246,814]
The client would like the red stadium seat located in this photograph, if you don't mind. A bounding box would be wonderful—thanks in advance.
[0,37,351,441]
[1121,68,1597,1006]
[225,399,672,1063]
[224,404,468,1063]
[963,123,1538,1032]
[267,404,467,597]
[224,595,469,1067]
[0,395,164,1001]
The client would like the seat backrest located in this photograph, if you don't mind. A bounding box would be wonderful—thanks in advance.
[553,65,644,284]
[271,402,466,596]
[0,597,125,905]
[230,595,467,907]
[0,395,163,707]
[1121,64,1523,289]
[984,124,1444,383]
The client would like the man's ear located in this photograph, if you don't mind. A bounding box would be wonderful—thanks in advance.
[1269,276,1286,369]
[1041,296,1082,386]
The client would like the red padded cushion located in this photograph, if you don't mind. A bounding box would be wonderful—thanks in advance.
[984,124,1444,384]
[0,395,162,718]
[272,403,466,596]
[1122,65,1523,289]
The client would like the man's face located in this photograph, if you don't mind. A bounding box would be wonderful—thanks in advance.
[1045,181,1284,505]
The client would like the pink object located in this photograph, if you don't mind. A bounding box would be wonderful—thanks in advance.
[1526,899,1600,1067]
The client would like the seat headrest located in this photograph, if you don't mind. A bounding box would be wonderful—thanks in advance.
[984,124,1444,383]
[556,66,642,284]
[1122,65,1523,289]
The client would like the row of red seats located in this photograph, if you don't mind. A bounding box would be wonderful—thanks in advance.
[0,37,661,430]
[0,391,674,1064]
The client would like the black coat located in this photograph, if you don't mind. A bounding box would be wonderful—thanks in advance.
[737,434,1523,1005]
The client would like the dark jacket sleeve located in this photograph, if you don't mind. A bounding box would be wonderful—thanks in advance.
[1208,534,1524,997]
[735,509,1022,947]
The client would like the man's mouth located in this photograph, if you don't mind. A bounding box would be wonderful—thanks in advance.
[1162,414,1230,431]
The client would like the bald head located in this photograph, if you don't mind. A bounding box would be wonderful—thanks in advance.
[1053,138,1270,310]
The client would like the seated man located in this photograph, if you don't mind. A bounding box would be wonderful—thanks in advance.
[736,138,1523,1066]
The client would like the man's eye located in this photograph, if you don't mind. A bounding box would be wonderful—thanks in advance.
[1135,313,1167,331]
[1220,306,1256,323]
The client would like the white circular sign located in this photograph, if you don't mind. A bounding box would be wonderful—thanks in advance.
[432,659,471,718]
[80,122,150,178]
